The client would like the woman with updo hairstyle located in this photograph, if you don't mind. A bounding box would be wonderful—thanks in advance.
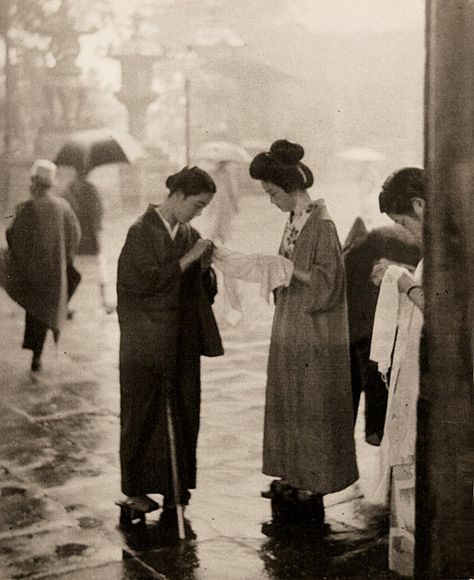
[251,140,358,524]
[116,166,223,522]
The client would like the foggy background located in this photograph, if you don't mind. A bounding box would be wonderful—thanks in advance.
[0,0,425,241]
[0,3,431,578]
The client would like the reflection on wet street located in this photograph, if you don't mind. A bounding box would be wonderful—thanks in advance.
[0,195,390,578]
[117,509,389,580]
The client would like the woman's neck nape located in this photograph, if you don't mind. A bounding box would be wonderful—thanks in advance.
[292,190,312,215]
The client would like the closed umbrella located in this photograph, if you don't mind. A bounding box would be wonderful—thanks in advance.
[54,129,146,174]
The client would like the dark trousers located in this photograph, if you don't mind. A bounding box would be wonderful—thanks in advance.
[350,338,388,441]
[23,313,48,358]
[21,265,80,360]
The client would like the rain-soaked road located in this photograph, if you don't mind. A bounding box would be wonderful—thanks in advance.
[0,193,390,579]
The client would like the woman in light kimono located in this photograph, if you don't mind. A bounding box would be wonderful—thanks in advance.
[371,167,426,577]
[249,140,358,525]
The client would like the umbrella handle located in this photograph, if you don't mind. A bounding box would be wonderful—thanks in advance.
[166,396,186,540]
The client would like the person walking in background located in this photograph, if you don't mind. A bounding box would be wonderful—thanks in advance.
[369,167,425,578]
[117,166,223,521]
[65,169,103,256]
[343,206,420,445]
[249,140,358,526]
[207,160,240,244]
[64,169,113,314]
[4,160,81,377]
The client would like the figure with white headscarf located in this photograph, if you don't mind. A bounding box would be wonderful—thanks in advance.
[4,160,81,377]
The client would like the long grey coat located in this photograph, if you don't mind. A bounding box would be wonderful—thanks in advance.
[5,194,81,332]
[263,203,359,494]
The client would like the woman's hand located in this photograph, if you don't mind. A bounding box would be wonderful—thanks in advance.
[371,258,417,287]
[398,271,424,311]
[200,245,214,271]
[292,267,311,285]
[370,258,395,287]
[180,239,214,271]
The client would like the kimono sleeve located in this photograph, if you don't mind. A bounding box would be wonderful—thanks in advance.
[118,223,182,295]
[201,267,218,304]
[305,220,346,313]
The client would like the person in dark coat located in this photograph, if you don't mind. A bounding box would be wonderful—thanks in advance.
[343,215,420,445]
[64,170,115,314]
[5,160,81,375]
[64,170,103,256]
[117,166,223,515]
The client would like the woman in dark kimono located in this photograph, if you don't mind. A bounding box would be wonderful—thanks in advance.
[249,140,358,524]
[117,166,223,517]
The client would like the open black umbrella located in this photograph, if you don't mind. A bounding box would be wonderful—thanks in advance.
[54,129,146,174]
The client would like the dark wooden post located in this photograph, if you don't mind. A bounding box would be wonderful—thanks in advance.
[416,1,474,578]
[0,0,12,214]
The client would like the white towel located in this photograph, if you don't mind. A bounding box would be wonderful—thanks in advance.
[370,265,408,380]
[212,246,293,324]
[213,246,293,303]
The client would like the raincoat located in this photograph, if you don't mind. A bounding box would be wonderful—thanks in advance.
[5,194,81,333]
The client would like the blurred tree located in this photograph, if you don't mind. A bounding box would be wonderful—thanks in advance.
[1,0,122,156]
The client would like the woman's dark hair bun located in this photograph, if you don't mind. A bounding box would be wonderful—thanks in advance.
[165,166,216,197]
[270,139,304,165]
[165,167,187,191]
[249,139,313,192]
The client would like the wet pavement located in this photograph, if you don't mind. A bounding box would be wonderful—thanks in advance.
[0,194,391,579]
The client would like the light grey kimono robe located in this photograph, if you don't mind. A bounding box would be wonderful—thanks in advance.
[263,201,358,494]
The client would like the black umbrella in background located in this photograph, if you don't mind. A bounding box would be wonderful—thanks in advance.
[54,129,146,175]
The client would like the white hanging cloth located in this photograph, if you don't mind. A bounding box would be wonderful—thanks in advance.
[212,246,294,323]
[370,265,409,381]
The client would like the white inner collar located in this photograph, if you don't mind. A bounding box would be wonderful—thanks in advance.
[154,206,179,240]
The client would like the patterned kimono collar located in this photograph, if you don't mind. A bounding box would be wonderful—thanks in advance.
[289,201,313,224]
[281,199,327,259]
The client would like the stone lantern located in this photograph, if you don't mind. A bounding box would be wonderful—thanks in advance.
[35,6,87,159]
[114,15,162,207]
[116,54,158,141]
